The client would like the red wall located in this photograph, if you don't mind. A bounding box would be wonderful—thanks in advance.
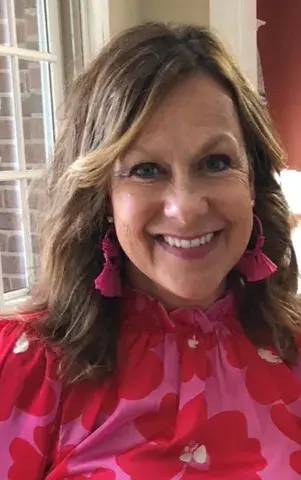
[257,0,301,169]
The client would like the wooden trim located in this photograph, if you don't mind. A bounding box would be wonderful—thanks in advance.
[209,0,257,87]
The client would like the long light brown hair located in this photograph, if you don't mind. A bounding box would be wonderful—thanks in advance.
[21,22,300,383]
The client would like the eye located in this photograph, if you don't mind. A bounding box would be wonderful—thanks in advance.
[129,162,162,179]
[203,154,231,172]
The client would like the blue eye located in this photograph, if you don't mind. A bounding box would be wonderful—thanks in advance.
[129,162,161,179]
[203,154,230,172]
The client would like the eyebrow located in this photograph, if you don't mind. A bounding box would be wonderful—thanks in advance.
[197,132,242,153]
[131,131,242,161]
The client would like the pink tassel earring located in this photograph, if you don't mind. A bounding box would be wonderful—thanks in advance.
[237,214,277,282]
[94,216,122,297]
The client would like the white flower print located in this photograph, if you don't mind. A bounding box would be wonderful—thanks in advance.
[188,335,199,349]
[179,444,208,464]
[13,333,29,354]
[258,348,283,364]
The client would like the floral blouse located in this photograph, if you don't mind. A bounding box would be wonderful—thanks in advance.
[1,289,301,479]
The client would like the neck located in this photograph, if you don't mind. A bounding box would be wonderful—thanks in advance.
[126,263,227,311]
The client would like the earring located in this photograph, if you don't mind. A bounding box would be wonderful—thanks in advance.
[251,200,255,208]
[94,224,122,297]
[107,216,114,224]
[236,215,277,282]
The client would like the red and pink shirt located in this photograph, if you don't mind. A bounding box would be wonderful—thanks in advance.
[1,289,301,479]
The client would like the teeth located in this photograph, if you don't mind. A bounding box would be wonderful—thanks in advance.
[191,238,200,247]
[181,240,191,248]
[166,236,175,246]
[163,233,214,248]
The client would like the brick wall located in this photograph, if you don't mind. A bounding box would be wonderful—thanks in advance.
[0,0,46,293]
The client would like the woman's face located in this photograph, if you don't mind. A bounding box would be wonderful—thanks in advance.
[110,75,253,308]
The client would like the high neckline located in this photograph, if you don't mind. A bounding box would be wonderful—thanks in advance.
[122,288,242,334]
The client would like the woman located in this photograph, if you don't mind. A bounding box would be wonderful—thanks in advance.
[0,21,300,479]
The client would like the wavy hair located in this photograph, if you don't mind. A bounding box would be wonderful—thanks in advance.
[20,22,300,383]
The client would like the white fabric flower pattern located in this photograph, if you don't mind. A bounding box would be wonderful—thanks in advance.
[188,335,199,349]
[179,444,208,464]
[258,348,283,364]
[13,333,29,354]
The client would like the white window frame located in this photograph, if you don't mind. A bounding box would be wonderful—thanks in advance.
[79,0,109,65]
[0,0,64,309]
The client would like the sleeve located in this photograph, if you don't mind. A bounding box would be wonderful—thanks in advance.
[0,319,62,479]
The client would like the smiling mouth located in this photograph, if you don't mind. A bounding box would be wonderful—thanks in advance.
[155,232,217,249]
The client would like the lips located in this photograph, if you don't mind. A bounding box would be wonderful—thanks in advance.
[155,230,221,260]
[149,226,223,261]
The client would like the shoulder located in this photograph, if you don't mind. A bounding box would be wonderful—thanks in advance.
[0,316,66,477]
[0,312,59,365]
[0,315,61,421]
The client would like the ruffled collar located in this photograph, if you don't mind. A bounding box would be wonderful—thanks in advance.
[121,288,242,334]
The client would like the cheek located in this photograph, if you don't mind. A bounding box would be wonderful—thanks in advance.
[212,175,253,252]
[216,173,253,219]
[226,180,254,246]
[110,186,158,242]
[111,191,135,221]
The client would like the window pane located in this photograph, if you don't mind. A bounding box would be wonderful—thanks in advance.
[292,223,301,292]
[0,1,10,46]
[0,55,18,170]
[14,0,49,52]
[0,180,26,293]
[27,177,42,281]
[20,59,54,169]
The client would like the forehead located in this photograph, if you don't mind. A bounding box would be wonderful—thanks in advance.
[133,74,244,149]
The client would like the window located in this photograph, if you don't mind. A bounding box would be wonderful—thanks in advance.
[257,17,301,282]
[0,0,63,308]
[280,170,301,289]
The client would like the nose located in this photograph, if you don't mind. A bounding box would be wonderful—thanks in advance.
[163,182,209,225]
